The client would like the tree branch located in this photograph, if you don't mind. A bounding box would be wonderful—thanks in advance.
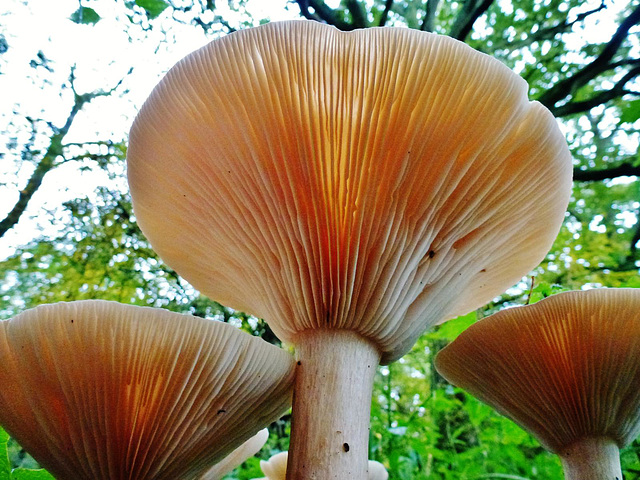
[608,58,640,69]
[294,0,354,30]
[573,159,640,182]
[378,0,394,27]
[538,3,640,110]
[346,0,368,28]
[0,69,130,239]
[494,1,606,51]
[551,65,640,117]
[421,0,441,32]
[448,0,495,41]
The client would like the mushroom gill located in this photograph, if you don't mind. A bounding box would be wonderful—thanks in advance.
[127,20,572,478]
[435,289,640,479]
[0,301,294,480]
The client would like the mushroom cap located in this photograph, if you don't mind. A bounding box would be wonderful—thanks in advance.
[128,20,572,364]
[435,289,640,453]
[257,451,387,480]
[259,451,288,479]
[199,429,269,480]
[0,301,294,480]
[368,460,389,480]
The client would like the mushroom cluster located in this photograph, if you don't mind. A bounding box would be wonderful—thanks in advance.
[1,18,576,480]
[127,19,571,477]
[435,289,640,479]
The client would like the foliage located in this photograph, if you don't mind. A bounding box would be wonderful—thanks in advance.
[69,7,101,25]
[1,0,640,479]
[0,427,53,480]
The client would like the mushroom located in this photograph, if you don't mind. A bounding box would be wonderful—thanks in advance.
[258,451,288,480]
[256,451,388,480]
[199,429,269,480]
[435,289,640,479]
[127,20,572,478]
[0,301,295,480]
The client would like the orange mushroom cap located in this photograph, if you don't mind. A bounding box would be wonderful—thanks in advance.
[435,289,640,453]
[0,301,294,480]
[128,20,572,363]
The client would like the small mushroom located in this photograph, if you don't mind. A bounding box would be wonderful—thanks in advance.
[435,289,640,479]
[199,429,269,480]
[259,451,288,480]
[127,20,572,477]
[0,301,295,480]
[255,451,388,480]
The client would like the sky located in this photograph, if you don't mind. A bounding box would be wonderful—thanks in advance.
[0,0,300,259]
[0,0,634,261]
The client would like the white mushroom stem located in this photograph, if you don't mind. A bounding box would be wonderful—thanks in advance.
[287,330,380,480]
[559,437,622,480]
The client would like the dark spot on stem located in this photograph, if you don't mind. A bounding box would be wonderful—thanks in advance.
[297,361,301,366]
[217,409,226,415]
[343,443,350,452]
[428,250,435,258]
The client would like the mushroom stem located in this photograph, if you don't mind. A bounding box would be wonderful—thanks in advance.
[559,437,622,480]
[287,329,380,480]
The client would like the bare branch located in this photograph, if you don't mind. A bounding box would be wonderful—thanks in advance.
[294,0,354,30]
[494,1,606,50]
[552,65,640,117]
[0,69,131,239]
[609,58,640,69]
[448,0,495,41]
[346,0,368,28]
[421,0,441,32]
[378,0,394,27]
[573,158,640,182]
[538,3,640,110]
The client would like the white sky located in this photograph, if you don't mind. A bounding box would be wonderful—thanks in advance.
[0,0,636,261]
[0,0,298,259]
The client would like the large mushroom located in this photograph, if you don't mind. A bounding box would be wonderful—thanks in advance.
[0,301,295,480]
[435,289,640,479]
[127,20,572,478]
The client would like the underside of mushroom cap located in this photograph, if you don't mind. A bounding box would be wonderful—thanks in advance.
[0,301,294,480]
[435,289,640,453]
[128,20,572,364]
[199,429,269,480]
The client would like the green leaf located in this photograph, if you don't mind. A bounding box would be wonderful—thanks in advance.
[69,7,101,25]
[620,99,640,124]
[435,311,476,341]
[528,281,566,304]
[11,469,55,480]
[135,0,169,18]
[0,427,10,478]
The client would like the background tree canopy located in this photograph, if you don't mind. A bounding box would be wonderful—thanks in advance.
[1,0,639,478]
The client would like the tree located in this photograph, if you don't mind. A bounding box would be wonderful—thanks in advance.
[1,0,639,478]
